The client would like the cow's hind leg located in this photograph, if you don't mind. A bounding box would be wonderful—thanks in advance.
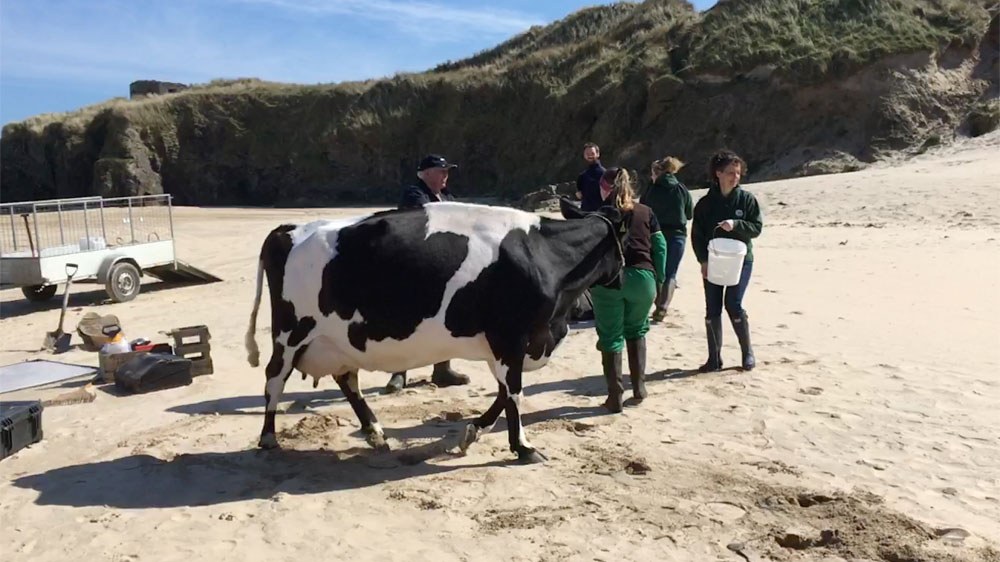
[335,371,389,452]
[259,342,304,448]
[459,383,508,454]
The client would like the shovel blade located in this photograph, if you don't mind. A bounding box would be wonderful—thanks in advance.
[43,330,70,353]
[54,333,72,353]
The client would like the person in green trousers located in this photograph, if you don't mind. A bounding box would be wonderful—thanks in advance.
[590,167,667,413]
[641,156,693,322]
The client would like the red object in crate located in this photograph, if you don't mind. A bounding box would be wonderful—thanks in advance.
[133,343,173,353]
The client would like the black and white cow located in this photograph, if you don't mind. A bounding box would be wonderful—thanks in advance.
[245,201,624,463]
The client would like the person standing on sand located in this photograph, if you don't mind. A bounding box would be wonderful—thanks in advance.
[385,154,472,393]
[641,156,693,322]
[576,143,606,212]
[691,150,763,372]
[591,167,666,413]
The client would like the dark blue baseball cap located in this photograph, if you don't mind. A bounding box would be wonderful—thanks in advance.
[417,154,458,171]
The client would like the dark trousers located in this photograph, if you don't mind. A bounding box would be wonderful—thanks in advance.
[664,235,686,282]
[703,260,753,317]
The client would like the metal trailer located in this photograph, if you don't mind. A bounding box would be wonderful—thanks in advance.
[0,195,220,303]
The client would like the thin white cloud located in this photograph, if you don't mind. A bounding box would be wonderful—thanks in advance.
[0,1,398,86]
[230,0,544,37]
[0,0,542,87]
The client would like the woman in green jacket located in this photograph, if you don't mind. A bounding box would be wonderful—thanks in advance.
[591,168,667,413]
[690,150,763,372]
[641,156,693,322]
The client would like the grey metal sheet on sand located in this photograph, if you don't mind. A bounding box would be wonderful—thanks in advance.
[0,360,97,394]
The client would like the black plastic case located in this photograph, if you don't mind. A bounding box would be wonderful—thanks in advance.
[1,401,43,461]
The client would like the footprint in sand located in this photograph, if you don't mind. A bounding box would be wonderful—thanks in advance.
[697,501,746,523]
[856,459,888,471]
[935,527,970,544]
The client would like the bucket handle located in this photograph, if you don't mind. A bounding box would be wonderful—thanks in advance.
[709,225,725,255]
[709,225,747,257]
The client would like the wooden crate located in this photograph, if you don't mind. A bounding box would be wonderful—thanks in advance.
[166,325,213,376]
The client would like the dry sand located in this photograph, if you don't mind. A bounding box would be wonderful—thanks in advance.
[1,137,999,561]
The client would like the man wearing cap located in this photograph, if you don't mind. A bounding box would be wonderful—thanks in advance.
[385,154,472,393]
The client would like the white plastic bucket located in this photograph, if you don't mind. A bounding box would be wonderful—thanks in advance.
[707,238,747,286]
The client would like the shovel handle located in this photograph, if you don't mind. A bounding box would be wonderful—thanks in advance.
[55,263,79,335]
[21,213,36,257]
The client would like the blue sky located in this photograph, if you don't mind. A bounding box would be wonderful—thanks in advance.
[0,0,716,126]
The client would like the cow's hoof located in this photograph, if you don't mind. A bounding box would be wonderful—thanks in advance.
[458,424,480,454]
[365,431,390,452]
[258,434,279,449]
[517,449,548,465]
[603,396,623,414]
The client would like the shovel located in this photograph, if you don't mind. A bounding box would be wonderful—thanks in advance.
[21,213,36,257]
[43,263,79,353]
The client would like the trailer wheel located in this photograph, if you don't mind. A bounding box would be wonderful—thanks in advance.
[22,284,58,302]
[106,262,141,303]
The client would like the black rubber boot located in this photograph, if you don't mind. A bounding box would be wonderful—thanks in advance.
[699,316,724,372]
[652,284,666,322]
[626,338,647,402]
[652,279,676,322]
[431,361,470,387]
[663,278,677,311]
[385,372,406,393]
[730,310,756,371]
[602,351,624,413]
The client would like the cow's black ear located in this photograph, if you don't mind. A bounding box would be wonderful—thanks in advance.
[559,196,587,220]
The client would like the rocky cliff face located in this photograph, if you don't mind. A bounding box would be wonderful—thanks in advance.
[2,0,997,205]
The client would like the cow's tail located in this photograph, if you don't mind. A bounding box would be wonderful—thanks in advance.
[245,257,265,368]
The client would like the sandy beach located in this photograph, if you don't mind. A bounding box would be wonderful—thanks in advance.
[1,137,998,561]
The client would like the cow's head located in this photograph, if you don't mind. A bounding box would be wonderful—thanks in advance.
[560,197,627,290]
[558,197,587,220]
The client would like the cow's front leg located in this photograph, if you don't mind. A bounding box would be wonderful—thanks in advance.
[334,371,389,452]
[459,383,508,454]
[499,356,547,464]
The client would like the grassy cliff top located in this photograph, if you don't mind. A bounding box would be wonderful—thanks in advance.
[4,0,991,135]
